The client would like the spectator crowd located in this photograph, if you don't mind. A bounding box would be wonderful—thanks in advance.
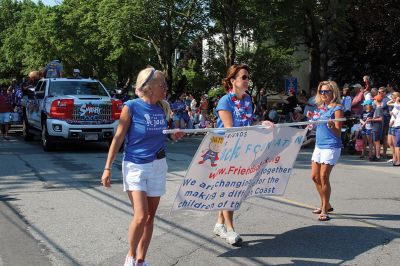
[2,72,400,168]
[153,75,400,167]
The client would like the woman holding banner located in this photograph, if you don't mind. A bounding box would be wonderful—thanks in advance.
[101,67,183,266]
[310,80,343,221]
[213,64,273,245]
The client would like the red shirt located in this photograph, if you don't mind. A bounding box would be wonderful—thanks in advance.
[0,92,12,113]
[351,91,364,116]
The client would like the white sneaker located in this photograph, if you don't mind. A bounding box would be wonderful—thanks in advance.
[225,230,242,245]
[387,159,393,163]
[213,223,227,238]
[124,256,135,266]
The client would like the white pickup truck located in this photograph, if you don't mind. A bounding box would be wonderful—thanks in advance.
[22,78,122,151]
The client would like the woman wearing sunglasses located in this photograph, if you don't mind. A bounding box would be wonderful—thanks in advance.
[212,64,273,245]
[101,68,184,266]
[310,80,343,221]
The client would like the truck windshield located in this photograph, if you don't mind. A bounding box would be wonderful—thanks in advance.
[48,81,109,96]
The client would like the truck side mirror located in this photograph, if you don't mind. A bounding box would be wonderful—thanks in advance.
[24,88,35,98]
[35,91,45,99]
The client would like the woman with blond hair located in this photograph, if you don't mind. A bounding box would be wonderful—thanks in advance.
[310,80,343,221]
[101,68,183,266]
[388,92,400,165]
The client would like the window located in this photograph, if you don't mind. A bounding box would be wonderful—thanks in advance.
[39,81,47,92]
[49,81,108,96]
[35,81,43,92]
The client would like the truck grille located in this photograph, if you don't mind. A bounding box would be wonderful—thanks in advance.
[72,104,112,121]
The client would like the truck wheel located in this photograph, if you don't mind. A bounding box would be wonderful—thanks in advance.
[22,115,34,141]
[42,122,55,151]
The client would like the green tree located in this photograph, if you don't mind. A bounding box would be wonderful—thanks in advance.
[329,0,400,85]
[237,43,299,92]
[133,0,208,91]
[206,0,299,94]
[57,0,109,78]
[266,0,348,88]
[181,59,209,96]
[209,0,254,68]
[0,0,24,79]
[22,3,59,73]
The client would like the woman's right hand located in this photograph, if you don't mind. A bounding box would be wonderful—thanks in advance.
[261,120,275,128]
[101,170,111,187]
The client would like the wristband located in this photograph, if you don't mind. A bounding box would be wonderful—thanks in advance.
[104,168,111,171]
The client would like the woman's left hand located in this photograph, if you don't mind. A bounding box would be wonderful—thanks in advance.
[327,119,335,129]
[171,131,185,141]
[261,120,275,128]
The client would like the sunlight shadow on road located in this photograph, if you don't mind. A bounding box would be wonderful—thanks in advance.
[220,225,399,265]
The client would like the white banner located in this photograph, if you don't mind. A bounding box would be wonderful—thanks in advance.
[171,126,307,212]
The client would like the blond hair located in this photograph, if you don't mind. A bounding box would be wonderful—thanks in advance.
[210,136,224,144]
[157,99,171,121]
[135,68,159,97]
[315,80,341,106]
[392,92,400,102]
[135,67,171,119]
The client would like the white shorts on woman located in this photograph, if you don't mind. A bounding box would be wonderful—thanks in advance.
[311,147,341,166]
[122,158,168,197]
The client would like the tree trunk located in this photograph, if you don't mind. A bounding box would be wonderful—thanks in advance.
[220,0,236,68]
[310,46,321,89]
[319,0,338,81]
[304,8,321,89]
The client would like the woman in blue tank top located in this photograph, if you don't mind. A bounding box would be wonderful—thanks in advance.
[310,80,343,222]
[212,64,273,245]
[101,68,183,266]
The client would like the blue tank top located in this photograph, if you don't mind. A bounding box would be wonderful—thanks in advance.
[315,105,343,149]
[216,93,253,128]
[123,99,167,164]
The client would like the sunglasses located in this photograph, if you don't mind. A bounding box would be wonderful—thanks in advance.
[238,75,249,81]
[319,90,332,95]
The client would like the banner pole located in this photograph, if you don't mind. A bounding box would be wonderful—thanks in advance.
[163,118,347,135]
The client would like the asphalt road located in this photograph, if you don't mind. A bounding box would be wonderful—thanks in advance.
[0,133,399,266]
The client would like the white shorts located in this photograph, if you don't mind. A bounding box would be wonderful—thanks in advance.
[0,112,11,124]
[122,158,168,197]
[311,147,341,166]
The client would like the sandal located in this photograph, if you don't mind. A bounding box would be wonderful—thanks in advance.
[312,207,334,214]
[318,213,330,221]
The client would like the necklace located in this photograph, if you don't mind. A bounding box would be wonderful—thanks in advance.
[230,92,253,125]
[307,104,332,130]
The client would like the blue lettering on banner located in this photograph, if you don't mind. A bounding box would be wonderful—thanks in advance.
[172,127,308,212]
[219,137,296,160]
[295,136,304,144]
[220,138,241,162]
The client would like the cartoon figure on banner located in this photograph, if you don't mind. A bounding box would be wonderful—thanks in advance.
[198,135,224,167]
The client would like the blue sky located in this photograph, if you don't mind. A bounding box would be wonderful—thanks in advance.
[34,0,61,6]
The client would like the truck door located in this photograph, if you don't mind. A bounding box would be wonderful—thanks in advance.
[31,81,46,129]
[26,81,42,128]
